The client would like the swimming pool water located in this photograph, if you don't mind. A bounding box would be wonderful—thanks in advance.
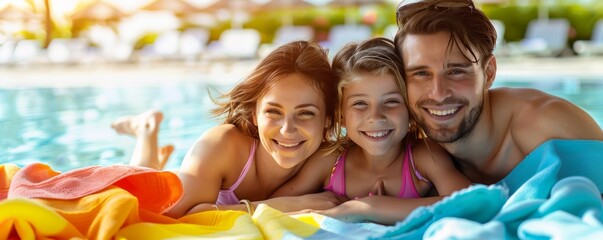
[1,78,602,172]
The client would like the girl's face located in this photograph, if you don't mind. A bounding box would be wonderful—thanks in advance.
[254,74,327,169]
[342,73,409,157]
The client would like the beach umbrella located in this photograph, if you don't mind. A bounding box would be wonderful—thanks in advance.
[71,0,128,22]
[0,3,41,21]
[140,0,202,16]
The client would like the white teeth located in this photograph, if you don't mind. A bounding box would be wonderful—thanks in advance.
[277,141,300,148]
[364,131,389,138]
[428,108,458,116]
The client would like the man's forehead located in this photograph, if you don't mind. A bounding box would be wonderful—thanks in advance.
[401,32,479,64]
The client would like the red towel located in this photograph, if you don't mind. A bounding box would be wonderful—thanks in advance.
[8,163,183,214]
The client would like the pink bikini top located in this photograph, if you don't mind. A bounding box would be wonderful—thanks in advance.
[324,142,431,199]
[215,140,256,205]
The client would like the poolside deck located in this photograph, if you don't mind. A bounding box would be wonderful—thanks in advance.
[1,56,603,88]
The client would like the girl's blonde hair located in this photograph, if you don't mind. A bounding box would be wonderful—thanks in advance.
[331,37,419,145]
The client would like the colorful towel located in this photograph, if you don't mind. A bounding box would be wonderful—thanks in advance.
[0,139,601,239]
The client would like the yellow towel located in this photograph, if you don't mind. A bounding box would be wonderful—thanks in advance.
[252,204,320,239]
[0,198,84,240]
[115,210,263,239]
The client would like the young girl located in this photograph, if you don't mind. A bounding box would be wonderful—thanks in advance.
[271,38,471,225]
[111,41,346,218]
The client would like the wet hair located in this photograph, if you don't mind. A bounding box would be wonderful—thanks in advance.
[212,41,339,152]
[394,0,497,67]
[331,37,418,144]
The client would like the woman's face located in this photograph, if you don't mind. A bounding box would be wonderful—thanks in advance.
[254,74,327,169]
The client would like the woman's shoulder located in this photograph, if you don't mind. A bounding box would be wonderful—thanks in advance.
[202,124,250,142]
[193,124,254,155]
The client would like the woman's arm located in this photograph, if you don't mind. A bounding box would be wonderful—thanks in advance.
[271,149,339,197]
[316,195,443,225]
[164,125,246,218]
[263,150,347,213]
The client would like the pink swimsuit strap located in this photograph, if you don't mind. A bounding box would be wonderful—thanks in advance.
[400,142,432,198]
[215,139,256,205]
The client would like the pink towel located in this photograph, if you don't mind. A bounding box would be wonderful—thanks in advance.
[8,163,183,214]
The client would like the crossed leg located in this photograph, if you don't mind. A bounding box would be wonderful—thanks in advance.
[111,110,173,170]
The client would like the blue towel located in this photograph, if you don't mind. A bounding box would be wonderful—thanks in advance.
[424,139,603,239]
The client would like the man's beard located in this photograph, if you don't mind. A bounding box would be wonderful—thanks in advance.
[413,102,483,143]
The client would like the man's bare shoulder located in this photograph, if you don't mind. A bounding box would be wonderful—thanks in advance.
[490,87,602,151]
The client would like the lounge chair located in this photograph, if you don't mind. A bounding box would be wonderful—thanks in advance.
[179,28,209,62]
[383,24,398,40]
[507,18,570,57]
[491,19,506,56]
[324,24,372,58]
[47,38,89,64]
[12,39,43,65]
[204,28,261,61]
[0,40,17,65]
[573,19,603,56]
[258,25,314,58]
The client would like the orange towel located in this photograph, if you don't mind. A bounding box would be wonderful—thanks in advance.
[8,163,182,214]
[0,164,20,200]
[38,186,143,240]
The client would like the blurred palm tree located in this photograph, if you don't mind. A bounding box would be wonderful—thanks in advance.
[19,0,51,47]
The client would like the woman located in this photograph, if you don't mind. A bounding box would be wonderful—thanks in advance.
[112,41,345,218]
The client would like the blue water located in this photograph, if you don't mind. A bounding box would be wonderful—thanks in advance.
[1,77,602,172]
[0,81,232,172]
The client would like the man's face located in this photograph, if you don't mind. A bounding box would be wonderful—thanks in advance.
[401,31,491,143]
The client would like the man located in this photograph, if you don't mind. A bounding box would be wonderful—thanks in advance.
[318,0,602,225]
[394,0,603,184]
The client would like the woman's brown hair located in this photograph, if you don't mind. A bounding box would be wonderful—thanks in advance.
[212,41,339,152]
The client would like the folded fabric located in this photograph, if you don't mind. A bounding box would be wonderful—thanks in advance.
[37,186,143,240]
[518,210,603,239]
[371,184,508,240]
[8,163,182,213]
[115,210,263,239]
[0,163,20,200]
[0,198,84,239]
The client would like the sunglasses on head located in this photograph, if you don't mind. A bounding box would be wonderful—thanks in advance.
[396,0,474,21]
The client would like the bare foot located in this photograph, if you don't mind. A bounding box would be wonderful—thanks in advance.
[157,144,175,170]
[111,110,163,136]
